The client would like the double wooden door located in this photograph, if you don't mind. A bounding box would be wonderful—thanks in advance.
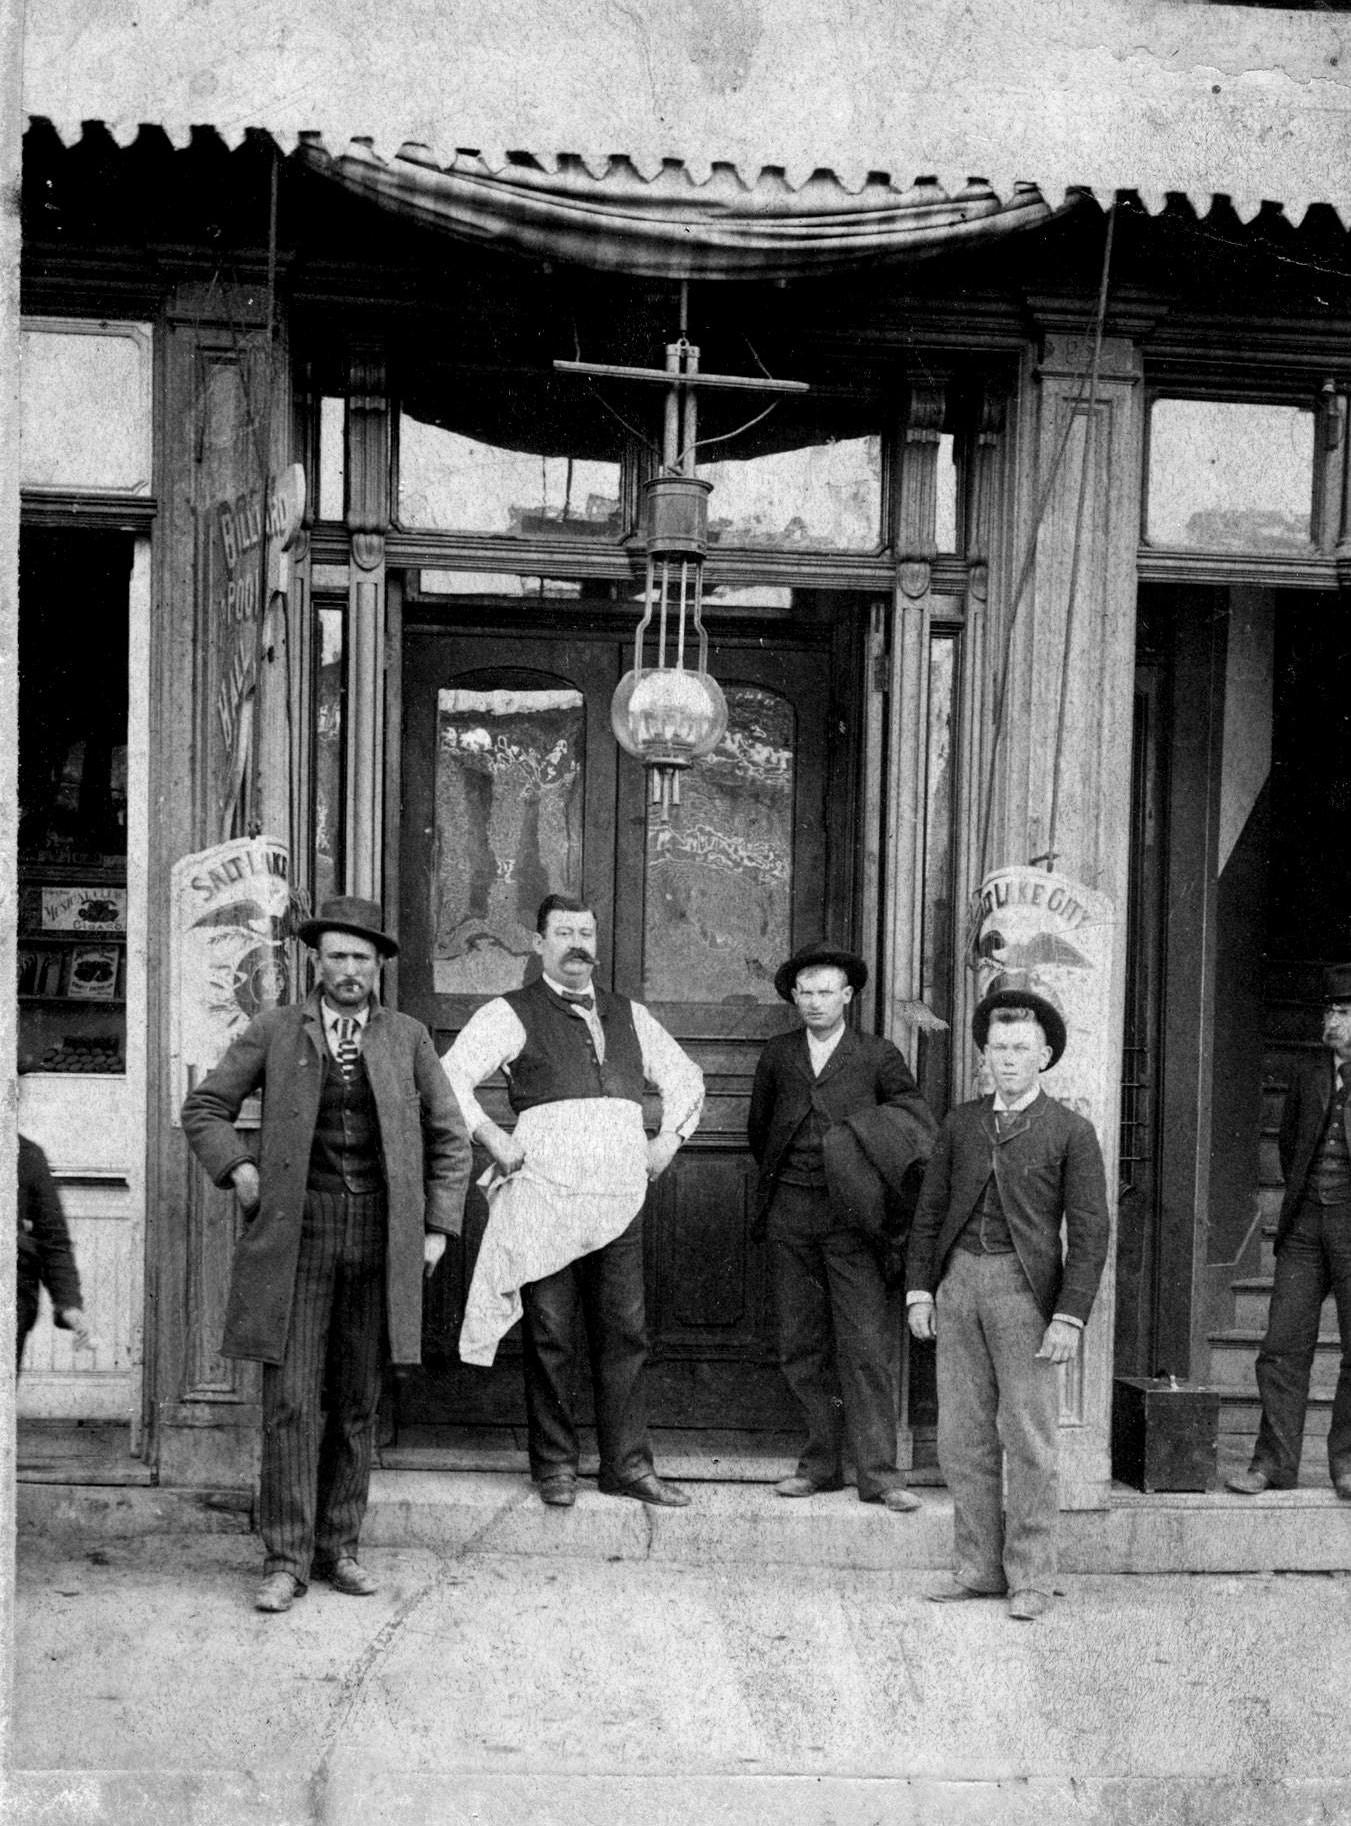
[395,597,864,1433]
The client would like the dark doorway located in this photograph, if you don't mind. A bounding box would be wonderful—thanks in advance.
[393,588,868,1438]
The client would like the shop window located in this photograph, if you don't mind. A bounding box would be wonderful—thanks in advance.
[641,684,795,1004]
[699,435,883,552]
[1144,398,1315,553]
[318,396,346,521]
[398,413,623,538]
[20,319,152,496]
[935,432,959,555]
[17,529,133,1074]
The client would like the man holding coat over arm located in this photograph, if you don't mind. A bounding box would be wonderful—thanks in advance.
[182,896,472,1613]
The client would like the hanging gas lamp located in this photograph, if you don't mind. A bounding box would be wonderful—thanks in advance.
[555,291,808,820]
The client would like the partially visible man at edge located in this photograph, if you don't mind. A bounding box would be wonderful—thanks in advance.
[182,895,472,1612]
[442,893,704,1510]
[1228,963,1351,1499]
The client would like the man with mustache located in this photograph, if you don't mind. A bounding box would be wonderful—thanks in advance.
[443,893,704,1508]
[1228,964,1351,1499]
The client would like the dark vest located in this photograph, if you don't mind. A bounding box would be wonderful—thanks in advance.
[307,1048,384,1194]
[501,977,645,1114]
[777,1106,829,1189]
[1310,1067,1351,1205]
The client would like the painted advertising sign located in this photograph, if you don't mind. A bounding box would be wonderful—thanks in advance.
[195,343,305,841]
[169,835,294,1119]
[973,865,1115,1136]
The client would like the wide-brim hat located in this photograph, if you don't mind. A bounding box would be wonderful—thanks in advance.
[972,970,1067,1068]
[774,941,868,1003]
[297,895,399,958]
[1323,963,1351,1005]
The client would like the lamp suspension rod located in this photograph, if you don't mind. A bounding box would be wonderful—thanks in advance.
[553,360,807,394]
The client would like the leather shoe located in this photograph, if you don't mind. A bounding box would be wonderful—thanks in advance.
[1008,1590,1050,1622]
[862,1485,922,1513]
[255,1571,301,1613]
[322,1557,378,1596]
[598,1472,691,1508]
[1226,1468,1275,1495]
[926,1575,1007,1603]
[1334,1476,1351,1502]
[538,1474,578,1508]
[775,1474,844,1498]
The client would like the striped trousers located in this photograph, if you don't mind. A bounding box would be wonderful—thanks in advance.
[260,1189,387,1582]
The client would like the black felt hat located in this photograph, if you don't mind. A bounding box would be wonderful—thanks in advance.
[971,970,1067,1068]
[774,942,868,1003]
[296,895,399,958]
[1323,963,1351,1005]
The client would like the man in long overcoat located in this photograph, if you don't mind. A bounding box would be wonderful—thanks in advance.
[182,896,471,1611]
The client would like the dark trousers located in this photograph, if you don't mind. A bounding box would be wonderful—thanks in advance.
[520,1212,653,1486]
[767,1182,902,1498]
[17,1279,39,1374]
[259,1189,387,1581]
[1253,1197,1351,1485]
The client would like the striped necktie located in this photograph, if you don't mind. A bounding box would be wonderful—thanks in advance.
[335,1017,359,1080]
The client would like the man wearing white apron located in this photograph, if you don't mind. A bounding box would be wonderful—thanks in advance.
[443,893,704,1508]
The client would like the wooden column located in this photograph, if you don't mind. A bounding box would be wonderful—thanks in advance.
[343,347,390,902]
[985,326,1144,1506]
[880,383,945,1061]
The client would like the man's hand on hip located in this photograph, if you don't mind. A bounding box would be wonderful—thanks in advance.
[231,1162,261,1213]
[477,1122,526,1174]
[1035,1318,1082,1364]
[646,1133,681,1181]
[423,1232,448,1277]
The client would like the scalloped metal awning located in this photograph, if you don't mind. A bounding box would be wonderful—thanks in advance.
[22,0,1351,228]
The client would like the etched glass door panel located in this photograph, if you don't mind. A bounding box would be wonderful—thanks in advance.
[430,683,585,999]
[642,684,795,1005]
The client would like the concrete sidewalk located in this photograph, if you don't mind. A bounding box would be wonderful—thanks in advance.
[11,1494,1351,1826]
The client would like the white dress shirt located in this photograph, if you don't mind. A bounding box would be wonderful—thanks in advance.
[442,980,705,1364]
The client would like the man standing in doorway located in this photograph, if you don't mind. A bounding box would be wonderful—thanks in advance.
[1228,964,1351,1498]
[748,942,936,1511]
[182,896,472,1612]
[443,893,704,1509]
[907,973,1110,1620]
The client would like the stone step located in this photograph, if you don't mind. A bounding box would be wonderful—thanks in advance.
[1208,1330,1344,1392]
[1229,1279,1339,1335]
[1216,1396,1331,1439]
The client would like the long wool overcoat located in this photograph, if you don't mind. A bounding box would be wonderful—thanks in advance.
[181,991,471,1365]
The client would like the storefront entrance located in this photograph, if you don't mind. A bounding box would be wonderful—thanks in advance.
[391,587,868,1436]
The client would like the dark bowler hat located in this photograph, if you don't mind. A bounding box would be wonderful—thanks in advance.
[774,941,868,1003]
[972,970,1067,1068]
[1323,963,1351,1004]
[297,895,399,958]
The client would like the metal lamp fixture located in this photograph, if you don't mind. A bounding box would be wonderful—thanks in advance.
[610,461,727,821]
[554,291,809,818]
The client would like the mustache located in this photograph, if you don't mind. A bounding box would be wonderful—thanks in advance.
[564,948,595,962]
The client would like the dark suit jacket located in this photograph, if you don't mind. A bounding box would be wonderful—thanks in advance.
[747,1025,932,1225]
[181,991,472,1366]
[907,1091,1110,1324]
[1275,1054,1351,1250]
[17,1134,82,1317]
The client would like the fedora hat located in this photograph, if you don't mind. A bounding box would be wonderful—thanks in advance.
[1323,963,1351,1005]
[774,941,868,1003]
[296,895,399,958]
[972,970,1067,1068]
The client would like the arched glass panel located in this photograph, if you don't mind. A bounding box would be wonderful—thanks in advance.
[430,681,585,996]
[642,683,795,1003]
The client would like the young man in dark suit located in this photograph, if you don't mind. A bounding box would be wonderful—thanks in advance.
[1229,963,1351,1498]
[907,973,1110,1620]
[748,942,935,1511]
